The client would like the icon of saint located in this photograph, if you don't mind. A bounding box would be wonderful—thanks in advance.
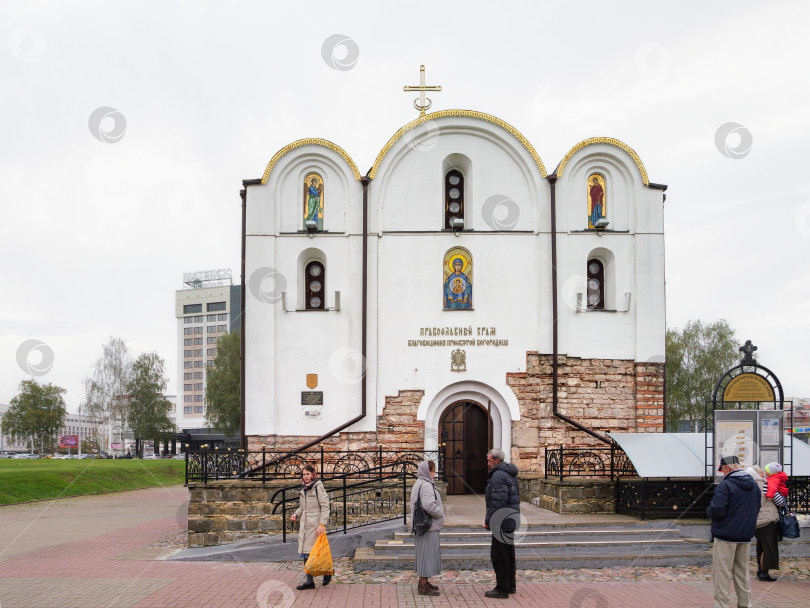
[444,257,472,309]
[589,176,604,228]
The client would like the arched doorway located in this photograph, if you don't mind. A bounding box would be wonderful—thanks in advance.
[440,401,491,495]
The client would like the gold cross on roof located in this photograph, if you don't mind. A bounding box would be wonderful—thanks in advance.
[403,65,442,116]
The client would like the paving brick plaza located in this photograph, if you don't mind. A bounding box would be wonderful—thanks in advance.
[0,486,807,607]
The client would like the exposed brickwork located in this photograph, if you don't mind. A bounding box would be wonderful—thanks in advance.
[247,389,425,453]
[518,474,616,514]
[248,356,663,478]
[506,353,664,474]
[635,362,665,432]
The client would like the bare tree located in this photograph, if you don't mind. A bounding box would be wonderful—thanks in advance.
[84,337,133,453]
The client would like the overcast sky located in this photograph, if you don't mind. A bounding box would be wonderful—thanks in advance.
[2,0,808,412]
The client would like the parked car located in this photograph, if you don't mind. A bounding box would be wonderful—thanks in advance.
[13,453,40,459]
[0,452,16,458]
[172,453,186,460]
[76,454,95,459]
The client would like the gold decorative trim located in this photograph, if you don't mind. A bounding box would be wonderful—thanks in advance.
[261,138,361,184]
[369,110,547,179]
[556,137,649,186]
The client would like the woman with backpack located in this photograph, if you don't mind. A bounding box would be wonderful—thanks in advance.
[410,460,445,596]
[291,465,331,590]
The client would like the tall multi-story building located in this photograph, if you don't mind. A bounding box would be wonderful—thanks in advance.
[175,269,241,449]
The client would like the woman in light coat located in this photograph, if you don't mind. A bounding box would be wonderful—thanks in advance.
[747,465,780,581]
[291,465,331,589]
[410,460,445,596]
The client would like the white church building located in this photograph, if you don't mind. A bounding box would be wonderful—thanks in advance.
[241,105,666,493]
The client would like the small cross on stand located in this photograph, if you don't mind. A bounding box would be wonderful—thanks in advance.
[739,340,758,365]
[403,65,442,116]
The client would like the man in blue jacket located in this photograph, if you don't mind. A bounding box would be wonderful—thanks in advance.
[483,448,520,599]
[707,455,761,608]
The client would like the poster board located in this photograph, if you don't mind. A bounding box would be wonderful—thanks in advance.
[713,409,784,477]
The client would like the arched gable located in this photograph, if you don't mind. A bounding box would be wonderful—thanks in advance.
[556,137,649,186]
[370,110,548,179]
[261,138,361,183]
[369,110,548,233]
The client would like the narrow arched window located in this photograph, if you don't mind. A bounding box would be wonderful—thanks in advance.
[445,170,464,230]
[305,261,325,310]
[587,259,604,310]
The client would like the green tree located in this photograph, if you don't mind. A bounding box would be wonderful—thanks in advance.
[3,380,67,452]
[205,330,241,436]
[81,437,100,455]
[127,352,175,457]
[666,319,741,431]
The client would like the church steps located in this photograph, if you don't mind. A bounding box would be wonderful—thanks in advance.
[354,522,713,570]
[371,538,706,555]
[392,529,681,542]
[353,548,712,571]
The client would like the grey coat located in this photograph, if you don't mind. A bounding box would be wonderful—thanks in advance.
[293,480,330,554]
[410,478,445,532]
[753,476,779,528]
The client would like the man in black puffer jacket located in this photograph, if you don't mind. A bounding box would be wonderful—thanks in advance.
[707,454,761,608]
[483,448,520,599]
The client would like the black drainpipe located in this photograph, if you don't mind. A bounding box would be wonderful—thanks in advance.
[548,174,610,445]
[239,186,248,450]
[243,176,370,472]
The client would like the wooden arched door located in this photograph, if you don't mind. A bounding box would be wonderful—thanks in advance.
[440,401,491,495]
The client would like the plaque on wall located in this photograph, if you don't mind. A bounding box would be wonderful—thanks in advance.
[301,391,323,406]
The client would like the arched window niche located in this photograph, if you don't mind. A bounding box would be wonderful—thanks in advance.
[442,154,472,230]
[584,247,616,311]
[297,248,330,311]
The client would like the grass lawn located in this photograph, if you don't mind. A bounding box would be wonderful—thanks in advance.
[0,459,185,505]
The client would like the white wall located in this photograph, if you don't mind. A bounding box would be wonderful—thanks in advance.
[244,118,667,441]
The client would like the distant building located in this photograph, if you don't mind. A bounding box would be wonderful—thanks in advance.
[789,397,810,442]
[175,269,241,449]
[0,403,29,453]
[58,412,105,453]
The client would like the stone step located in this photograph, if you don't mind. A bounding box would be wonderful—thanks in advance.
[353,547,713,571]
[373,537,706,556]
[393,528,681,542]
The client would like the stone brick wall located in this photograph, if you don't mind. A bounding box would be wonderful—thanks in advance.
[187,477,447,547]
[635,362,665,432]
[507,353,664,474]
[245,354,664,478]
[518,474,616,514]
[247,389,425,453]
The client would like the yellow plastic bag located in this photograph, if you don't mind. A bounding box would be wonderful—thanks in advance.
[305,526,333,576]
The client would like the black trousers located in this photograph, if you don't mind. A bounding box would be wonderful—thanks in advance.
[490,536,516,592]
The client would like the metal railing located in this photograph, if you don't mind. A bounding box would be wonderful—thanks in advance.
[786,476,810,514]
[185,445,443,484]
[270,462,416,542]
[616,478,714,519]
[544,443,637,481]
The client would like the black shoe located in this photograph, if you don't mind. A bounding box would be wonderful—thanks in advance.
[484,589,509,599]
[322,575,332,586]
[509,586,516,594]
[757,571,777,582]
[296,582,315,590]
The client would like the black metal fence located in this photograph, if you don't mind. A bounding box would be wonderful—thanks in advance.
[616,478,714,519]
[544,443,637,481]
[185,446,442,484]
[787,476,810,514]
[270,464,414,542]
